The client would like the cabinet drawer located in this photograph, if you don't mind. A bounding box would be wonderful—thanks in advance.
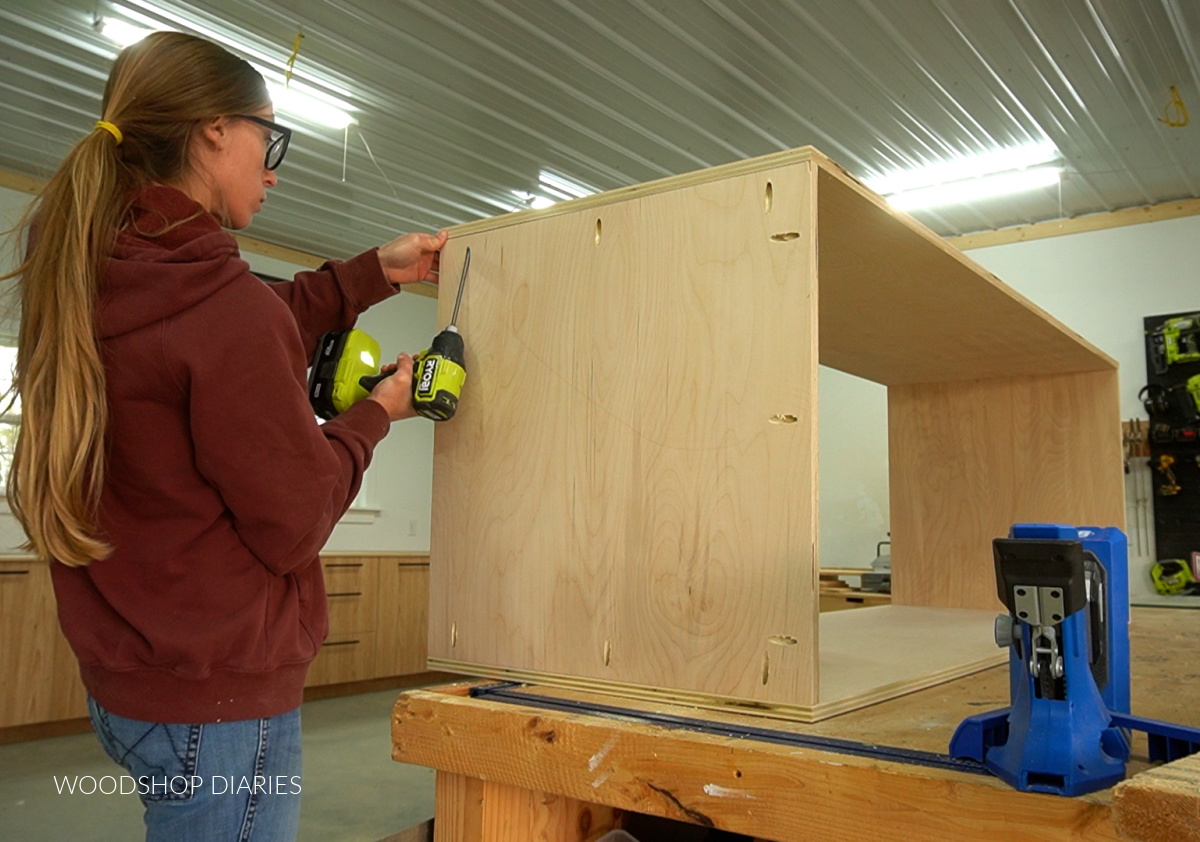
[322,560,369,593]
[326,591,375,634]
[322,559,376,633]
[305,633,375,687]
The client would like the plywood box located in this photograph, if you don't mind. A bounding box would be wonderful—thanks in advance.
[426,146,1125,721]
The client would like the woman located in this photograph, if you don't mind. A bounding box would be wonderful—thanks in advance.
[6,31,444,841]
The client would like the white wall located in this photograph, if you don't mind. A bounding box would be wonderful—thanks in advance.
[967,215,1200,420]
[0,183,438,554]
[817,368,890,568]
[965,215,1200,599]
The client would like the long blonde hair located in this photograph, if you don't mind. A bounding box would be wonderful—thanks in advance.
[5,32,269,566]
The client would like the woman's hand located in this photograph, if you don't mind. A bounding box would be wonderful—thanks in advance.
[377,230,448,287]
[367,354,418,421]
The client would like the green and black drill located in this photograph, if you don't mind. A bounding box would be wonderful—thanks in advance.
[308,248,470,421]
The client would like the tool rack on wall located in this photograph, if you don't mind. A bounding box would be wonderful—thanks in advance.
[1143,311,1200,570]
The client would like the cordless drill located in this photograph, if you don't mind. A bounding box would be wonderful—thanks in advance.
[308,248,470,421]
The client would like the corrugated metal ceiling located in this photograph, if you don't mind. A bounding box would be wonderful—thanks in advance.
[1,0,1198,260]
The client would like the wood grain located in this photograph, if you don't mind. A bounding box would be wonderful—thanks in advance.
[1113,754,1200,842]
[376,559,432,677]
[816,606,1005,710]
[431,163,820,707]
[394,686,1118,842]
[814,164,1114,385]
[888,369,1126,610]
[430,607,1004,723]
[0,561,86,727]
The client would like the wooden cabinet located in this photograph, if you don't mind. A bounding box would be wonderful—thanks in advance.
[375,559,430,677]
[0,559,87,728]
[306,554,430,687]
[427,146,1125,722]
[0,553,430,732]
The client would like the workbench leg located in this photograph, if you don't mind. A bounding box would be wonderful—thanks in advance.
[433,771,622,842]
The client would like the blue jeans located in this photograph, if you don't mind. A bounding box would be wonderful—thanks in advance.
[87,697,302,842]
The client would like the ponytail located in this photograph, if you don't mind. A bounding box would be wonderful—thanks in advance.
[3,32,269,565]
[5,125,129,565]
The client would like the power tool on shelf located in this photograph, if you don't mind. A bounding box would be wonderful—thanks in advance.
[1151,559,1200,595]
[1148,313,1200,374]
[950,524,1200,796]
[308,248,470,421]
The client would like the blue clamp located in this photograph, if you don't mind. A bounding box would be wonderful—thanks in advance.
[949,524,1200,796]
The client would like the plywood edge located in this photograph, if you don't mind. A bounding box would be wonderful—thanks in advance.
[950,197,1200,251]
[811,154,1117,373]
[430,621,1006,724]
[444,147,818,238]
[427,658,825,722]
[1112,753,1200,842]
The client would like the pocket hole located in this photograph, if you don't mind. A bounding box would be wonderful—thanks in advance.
[603,640,612,666]
[770,231,800,242]
[595,218,602,245]
[764,181,773,213]
[769,414,798,424]
[451,621,457,648]
[761,651,770,685]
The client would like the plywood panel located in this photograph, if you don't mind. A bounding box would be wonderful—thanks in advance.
[814,162,1115,385]
[889,369,1126,610]
[431,161,820,706]
[816,606,1005,714]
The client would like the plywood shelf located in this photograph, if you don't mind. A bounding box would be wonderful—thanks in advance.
[428,146,1124,721]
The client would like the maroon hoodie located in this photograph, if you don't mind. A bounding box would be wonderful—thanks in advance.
[51,185,398,723]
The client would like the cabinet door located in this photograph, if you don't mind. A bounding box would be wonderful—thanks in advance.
[375,561,429,677]
[0,562,87,727]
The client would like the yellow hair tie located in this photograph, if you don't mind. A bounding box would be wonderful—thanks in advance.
[94,120,123,145]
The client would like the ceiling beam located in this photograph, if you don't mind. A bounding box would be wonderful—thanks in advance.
[948,197,1200,250]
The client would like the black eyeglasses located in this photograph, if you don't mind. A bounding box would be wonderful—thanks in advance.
[235,115,292,171]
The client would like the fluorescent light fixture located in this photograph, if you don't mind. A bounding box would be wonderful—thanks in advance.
[885,165,1062,211]
[97,17,157,47]
[514,170,595,210]
[866,142,1059,196]
[539,171,592,200]
[264,79,355,130]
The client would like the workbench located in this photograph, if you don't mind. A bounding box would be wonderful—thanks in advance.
[392,607,1200,841]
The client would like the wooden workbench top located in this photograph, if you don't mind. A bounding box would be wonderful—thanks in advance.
[392,607,1200,842]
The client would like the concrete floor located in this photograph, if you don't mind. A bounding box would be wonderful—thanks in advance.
[0,689,435,841]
